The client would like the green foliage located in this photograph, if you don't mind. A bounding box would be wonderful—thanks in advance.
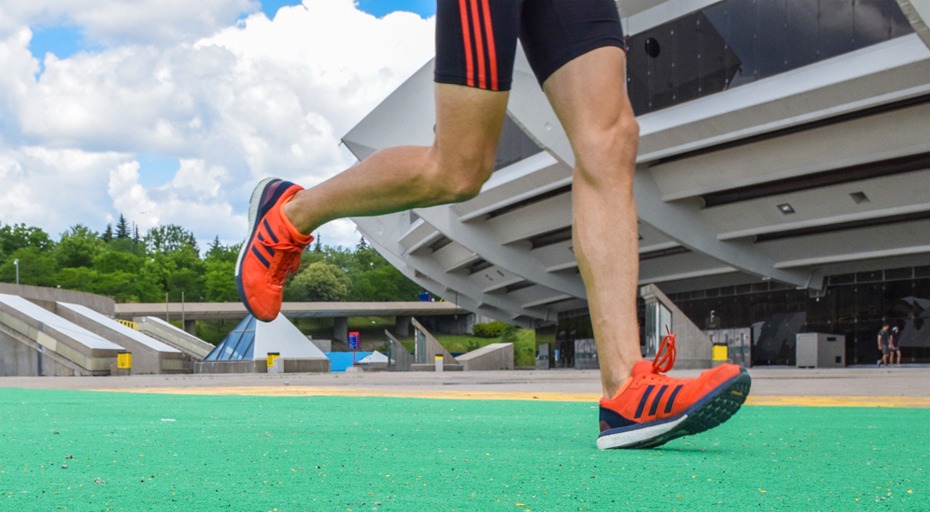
[512,328,536,367]
[0,218,422,305]
[196,319,239,345]
[203,259,238,302]
[422,328,537,367]
[205,238,239,264]
[56,225,103,269]
[0,223,54,257]
[285,262,350,302]
[115,214,131,240]
[144,224,199,255]
[472,321,509,338]
[93,251,143,275]
[1,247,58,286]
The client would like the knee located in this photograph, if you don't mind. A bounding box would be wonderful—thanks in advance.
[574,114,639,184]
[425,152,495,204]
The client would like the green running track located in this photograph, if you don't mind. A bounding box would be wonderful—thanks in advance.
[0,388,927,511]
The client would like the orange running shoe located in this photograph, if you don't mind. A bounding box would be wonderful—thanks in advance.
[235,178,313,322]
[597,333,750,449]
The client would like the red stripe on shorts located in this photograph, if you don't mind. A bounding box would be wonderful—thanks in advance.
[479,0,498,90]
[458,0,474,87]
[468,0,487,89]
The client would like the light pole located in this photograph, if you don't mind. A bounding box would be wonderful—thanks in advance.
[13,259,19,285]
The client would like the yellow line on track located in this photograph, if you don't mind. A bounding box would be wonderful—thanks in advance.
[745,395,930,408]
[95,386,930,408]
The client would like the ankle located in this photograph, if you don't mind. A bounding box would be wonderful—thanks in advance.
[280,198,314,242]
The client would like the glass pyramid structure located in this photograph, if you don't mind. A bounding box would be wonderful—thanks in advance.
[204,313,328,362]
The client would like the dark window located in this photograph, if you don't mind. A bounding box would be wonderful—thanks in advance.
[626,0,913,114]
[494,115,542,171]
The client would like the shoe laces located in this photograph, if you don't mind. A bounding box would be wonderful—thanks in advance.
[263,239,305,283]
[651,328,677,373]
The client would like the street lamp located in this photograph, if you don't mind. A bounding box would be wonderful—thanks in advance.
[13,259,19,285]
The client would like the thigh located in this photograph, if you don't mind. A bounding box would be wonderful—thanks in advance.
[435,0,523,92]
[520,0,626,85]
[433,83,509,178]
[541,46,635,161]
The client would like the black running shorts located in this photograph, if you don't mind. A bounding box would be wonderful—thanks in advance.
[435,0,626,91]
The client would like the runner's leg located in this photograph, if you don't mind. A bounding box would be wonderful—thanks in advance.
[282,84,508,234]
[541,46,642,398]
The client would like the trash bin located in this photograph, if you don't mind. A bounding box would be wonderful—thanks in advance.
[796,333,845,368]
[712,341,728,367]
[267,352,283,374]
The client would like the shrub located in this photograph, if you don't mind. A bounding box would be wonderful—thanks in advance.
[472,321,509,338]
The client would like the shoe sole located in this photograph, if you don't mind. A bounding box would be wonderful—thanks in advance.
[235,177,279,319]
[596,369,752,450]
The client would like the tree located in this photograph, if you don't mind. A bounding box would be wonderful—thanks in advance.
[0,223,53,257]
[0,219,421,303]
[1,247,58,286]
[205,237,239,264]
[115,214,131,239]
[93,250,143,275]
[204,259,238,302]
[144,224,198,255]
[166,267,204,302]
[203,238,240,302]
[56,225,102,269]
[285,262,350,302]
[52,267,98,292]
[349,265,421,301]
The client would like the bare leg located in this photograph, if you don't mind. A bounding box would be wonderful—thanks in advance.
[542,47,642,398]
[282,84,509,234]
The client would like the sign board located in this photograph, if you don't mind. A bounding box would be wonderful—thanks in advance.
[348,331,360,351]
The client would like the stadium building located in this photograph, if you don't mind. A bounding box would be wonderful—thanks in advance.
[342,0,930,366]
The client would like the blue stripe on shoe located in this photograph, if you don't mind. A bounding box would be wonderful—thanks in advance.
[262,218,279,243]
[250,245,270,268]
[634,385,655,419]
[649,385,669,416]
[665,384,683,414]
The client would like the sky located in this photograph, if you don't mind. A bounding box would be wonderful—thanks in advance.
[0,0,436,250]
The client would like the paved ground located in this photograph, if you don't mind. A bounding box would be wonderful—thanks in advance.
[3,365,929,405]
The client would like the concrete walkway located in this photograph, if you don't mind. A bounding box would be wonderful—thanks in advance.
[2,366,928,404]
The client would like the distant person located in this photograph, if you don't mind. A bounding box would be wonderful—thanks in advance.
[235,0,750,449]
[877,323,891,367]
[890,326,902,367]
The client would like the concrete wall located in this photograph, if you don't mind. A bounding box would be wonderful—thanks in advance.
[0,327,84,376]
[0,295,120,375]
[134,316,214,360]
[640,284,713,369]
[383,331,415,371]
[57,305,191,374]
[309,338,332,352]
[281,358,330,373]
[195,358,329,374]
[411,317,456,364]
[195,360,264,374]
[0,284,114,316]
[456,343,514,371]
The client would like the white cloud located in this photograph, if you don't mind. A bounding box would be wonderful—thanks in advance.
[0,0,435,250]
[0,0,259,46]
[0,146,128,236]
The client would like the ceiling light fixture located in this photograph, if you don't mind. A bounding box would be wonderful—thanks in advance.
[777,203,795,215]
[850,191,870,204]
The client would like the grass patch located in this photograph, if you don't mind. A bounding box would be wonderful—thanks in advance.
[397,328,536,367]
